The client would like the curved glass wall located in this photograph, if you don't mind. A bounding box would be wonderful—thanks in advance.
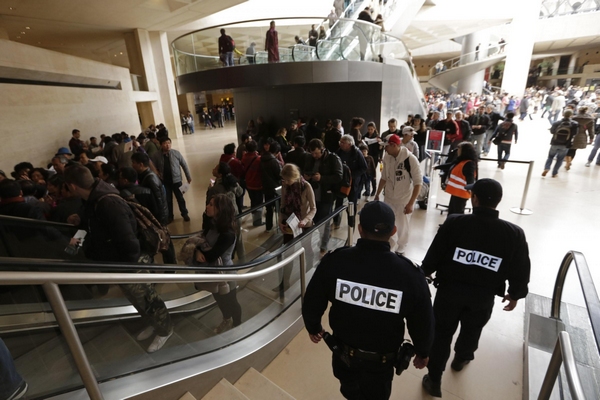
[171,17,415,77]
[540,0,600,18]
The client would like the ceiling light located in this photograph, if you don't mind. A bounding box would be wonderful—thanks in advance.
[20,31,25,34]
[16,36,21,39]
[114,54,117,57]
[119,52,123,55]
[9,7,15,10]
[25,27,30,30]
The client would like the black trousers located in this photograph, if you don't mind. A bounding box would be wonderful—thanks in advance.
[427,284,495,381]
[447,196,467,216]
[164,182,188,219]
[332,354,394,400]
[213,287,242,326]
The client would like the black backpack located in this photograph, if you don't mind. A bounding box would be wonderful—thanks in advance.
[97,194,171,256]
[551,120,573,147]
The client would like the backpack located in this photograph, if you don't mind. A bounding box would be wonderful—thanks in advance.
[224,35,235,52]
[97,194,170,256]
[551,120,573,147]
[339,163,352,197]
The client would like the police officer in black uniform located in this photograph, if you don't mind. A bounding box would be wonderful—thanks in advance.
[302,201,434,400]
[421,179,531,397]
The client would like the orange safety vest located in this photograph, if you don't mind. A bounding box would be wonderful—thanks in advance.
[445,160,476,199]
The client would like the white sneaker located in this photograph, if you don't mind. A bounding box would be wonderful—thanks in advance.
[147,331,173,353]
[214,318,234,334]
[136,326,155,341]
[585,162,591,167]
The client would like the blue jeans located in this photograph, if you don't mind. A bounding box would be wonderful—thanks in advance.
[497,143,511,164]
[483,130,495,154]
[588,134,600,164]
[544,145,568,175]
[223,52,234,66]
[0,338,24,399]
[548,110,560,124]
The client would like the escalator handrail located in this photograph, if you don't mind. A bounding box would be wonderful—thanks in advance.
[0,205,348,274]
[551,250,600,354]
[0,214,77,228]
[170,193,282,240]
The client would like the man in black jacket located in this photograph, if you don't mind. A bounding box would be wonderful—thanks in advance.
[421,179,530,397]
[323,119,343,153]
[303,201,433,399]
[260,142,282,232]
[131,153,176,264]
[482,105,504,156]
[335,134,367,229]
[304,139,343,253]
[468,106,491,158]
[285,136,309,174]
[64,165,173,353]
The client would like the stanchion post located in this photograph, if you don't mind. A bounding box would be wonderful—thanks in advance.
[510,160,534,215]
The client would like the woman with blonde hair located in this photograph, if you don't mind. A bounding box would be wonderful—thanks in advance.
[279,163,316,243]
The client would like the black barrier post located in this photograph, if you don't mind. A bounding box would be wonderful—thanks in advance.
[510,160,534,215]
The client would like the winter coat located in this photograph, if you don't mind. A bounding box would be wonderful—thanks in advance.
[572,113,595,149]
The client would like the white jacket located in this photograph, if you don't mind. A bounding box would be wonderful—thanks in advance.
[381,147,423,202]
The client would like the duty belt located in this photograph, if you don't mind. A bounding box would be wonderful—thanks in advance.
[344,344,396,364]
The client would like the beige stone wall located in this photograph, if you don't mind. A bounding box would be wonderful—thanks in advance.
[0,39,140,171]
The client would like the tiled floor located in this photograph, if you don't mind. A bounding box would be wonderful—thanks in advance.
[168,115,599,400]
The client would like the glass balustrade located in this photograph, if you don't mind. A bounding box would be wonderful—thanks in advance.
[171,17,414,75]
[0,206,350,399]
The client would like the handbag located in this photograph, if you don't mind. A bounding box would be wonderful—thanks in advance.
[180,233,230,295]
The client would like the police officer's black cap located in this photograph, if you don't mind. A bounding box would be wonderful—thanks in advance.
[464,178,503,203]
[359,201,395,235]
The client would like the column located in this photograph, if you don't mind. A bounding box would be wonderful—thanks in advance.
[500,0,543,95]
[456,30,490,94]
[149,31,182,138]
[127,29,182,138]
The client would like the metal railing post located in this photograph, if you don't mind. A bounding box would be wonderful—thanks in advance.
[42,282,104,400]
[300,250,306,305]
[537,335,563,400]
[346,201,355,246]
[510,160,534,215]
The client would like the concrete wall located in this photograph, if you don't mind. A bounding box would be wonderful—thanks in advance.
[0,39,140,171]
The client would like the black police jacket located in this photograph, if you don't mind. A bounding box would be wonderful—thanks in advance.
[302,239,434,357]
[421,207,530,300]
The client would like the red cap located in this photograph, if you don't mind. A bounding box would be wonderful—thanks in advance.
[385,134,401,145]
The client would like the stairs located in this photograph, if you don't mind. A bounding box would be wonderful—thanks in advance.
[428,53,506,92]
[201,368,295,400]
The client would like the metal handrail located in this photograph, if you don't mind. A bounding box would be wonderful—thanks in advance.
[429,42,507,77]
[2,247,306,400]
[0,214,76,228]
[551,251,600,348]
[535,251,600,399]
[537,331,586,400]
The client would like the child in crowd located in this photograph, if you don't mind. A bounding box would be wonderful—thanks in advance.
[359,144,376,197]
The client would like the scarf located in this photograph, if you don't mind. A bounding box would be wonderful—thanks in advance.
[282,178,305,220]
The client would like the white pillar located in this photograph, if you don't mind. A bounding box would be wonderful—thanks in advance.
[149,31,182,139]
[131,29,182,138]
[457,31,490,95]
[500,0,543,96]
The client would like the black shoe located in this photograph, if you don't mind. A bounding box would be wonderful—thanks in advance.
[252,221,265,227]
[370,190,376,196]
[183,214,191,222]
[7,380,28,400]
[450,355,471,371]
[422,374,442,397]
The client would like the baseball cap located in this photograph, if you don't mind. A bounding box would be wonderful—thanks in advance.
[55,147,72,156]
[89,156,108,164]
[359,201,395,235]
[385,134,401,145]
[464,178,502,204]
[402,127,416,136]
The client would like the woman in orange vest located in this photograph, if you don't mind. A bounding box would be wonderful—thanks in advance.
[442,141,478,215]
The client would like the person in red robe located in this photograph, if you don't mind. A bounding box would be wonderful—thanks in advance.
[265,20,279,63]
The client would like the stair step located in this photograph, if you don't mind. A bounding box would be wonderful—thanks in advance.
[202,378,249,400]
[234,367,295,400]
[178,391,197,400]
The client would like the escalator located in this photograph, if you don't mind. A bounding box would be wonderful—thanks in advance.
[0,202,351,399]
